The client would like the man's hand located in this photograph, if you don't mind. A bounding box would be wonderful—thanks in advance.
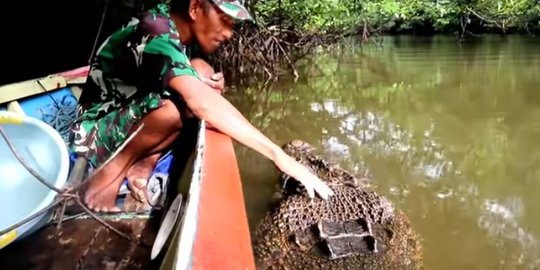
[273,151,334,200]
[201,72,225,94]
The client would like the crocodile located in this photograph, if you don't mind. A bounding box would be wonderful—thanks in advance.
[252,140,423,270]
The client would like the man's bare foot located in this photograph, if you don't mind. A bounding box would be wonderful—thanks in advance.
[126,153,161,202]
[83,160,129,212]
[81,98,182,213]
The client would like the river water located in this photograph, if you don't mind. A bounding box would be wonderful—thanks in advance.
[228,35,540,270]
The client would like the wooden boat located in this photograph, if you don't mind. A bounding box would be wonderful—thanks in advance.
[0,67,256,269]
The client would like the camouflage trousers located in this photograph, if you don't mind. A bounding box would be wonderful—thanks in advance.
[70,92,164,169]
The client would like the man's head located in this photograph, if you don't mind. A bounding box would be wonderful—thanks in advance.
[171,0,253,54]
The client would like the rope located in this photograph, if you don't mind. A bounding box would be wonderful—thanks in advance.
[39,94,78,145]
[0,126,133,242]
[0,127,63,193]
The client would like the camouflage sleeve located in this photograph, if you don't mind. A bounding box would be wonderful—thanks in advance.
[135,8,200,89]
[142,35,200,87]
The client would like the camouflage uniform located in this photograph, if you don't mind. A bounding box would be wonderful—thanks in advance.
[71,2,252,169]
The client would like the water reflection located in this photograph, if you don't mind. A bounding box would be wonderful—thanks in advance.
[479,197,540,269]
[229,35,540,270]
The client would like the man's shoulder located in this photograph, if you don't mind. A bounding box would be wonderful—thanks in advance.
[137,4,178,38]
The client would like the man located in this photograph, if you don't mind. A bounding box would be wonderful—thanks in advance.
[71,0,333,212]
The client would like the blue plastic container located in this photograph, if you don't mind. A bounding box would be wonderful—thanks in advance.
[0,111,69,249]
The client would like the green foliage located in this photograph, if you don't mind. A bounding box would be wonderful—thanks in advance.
[254,0,540,34]
[472,0,540,31]
[254,0,360,33]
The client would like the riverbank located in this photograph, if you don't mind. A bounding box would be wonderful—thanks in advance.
[210,0,540,82]
[1,0,537,86]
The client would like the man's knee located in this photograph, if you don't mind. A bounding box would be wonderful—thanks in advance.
[191,58,215,78]
[152,100,182,130]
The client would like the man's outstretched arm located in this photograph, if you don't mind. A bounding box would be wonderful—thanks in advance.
[169,75,334,199]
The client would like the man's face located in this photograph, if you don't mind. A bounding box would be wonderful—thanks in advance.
[190,0,235,54]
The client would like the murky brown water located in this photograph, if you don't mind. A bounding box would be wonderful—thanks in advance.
[228,35,540,270]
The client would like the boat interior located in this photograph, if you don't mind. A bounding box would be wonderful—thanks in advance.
[0,69,255,270]
[0,89,200,269]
